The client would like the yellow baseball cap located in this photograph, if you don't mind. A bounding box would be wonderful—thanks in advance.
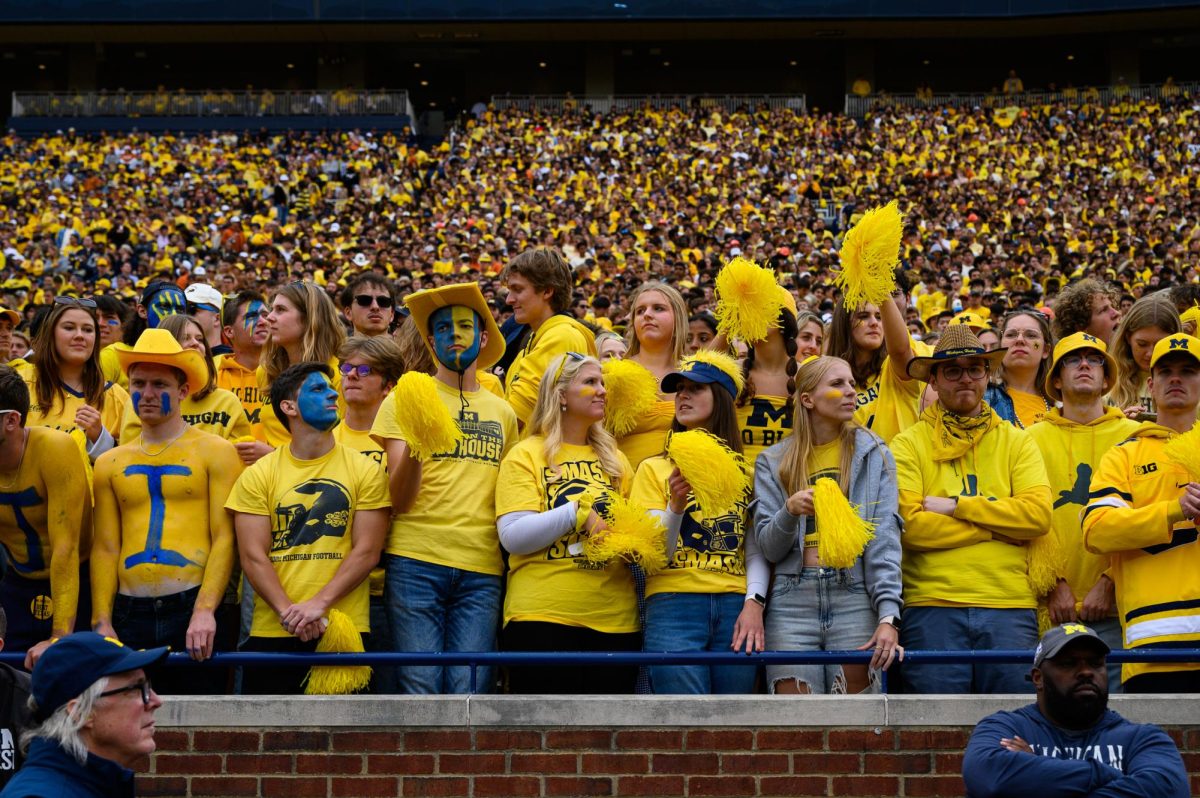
[1149,334,1200,370]
[950,311,986,331]
[1045,332,1116,402]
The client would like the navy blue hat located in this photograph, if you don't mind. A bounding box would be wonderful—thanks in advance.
[660,351,744,400]
[31,633,169,721]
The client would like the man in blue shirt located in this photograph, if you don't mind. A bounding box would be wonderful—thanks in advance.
[963,622,1188,797]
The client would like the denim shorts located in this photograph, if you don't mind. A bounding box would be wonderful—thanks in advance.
[764,567,878,694]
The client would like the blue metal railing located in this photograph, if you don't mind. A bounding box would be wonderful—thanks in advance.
[6,649,1196,694]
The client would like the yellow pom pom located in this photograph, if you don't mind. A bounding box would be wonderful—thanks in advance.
[1036,604,1053,637]
[1026,529,1064,596]
[602,358,658,437]
[667,429,751,518]
[834,200,902,310]
[304,609,371,696]
[714,256,785,344]
[1165,426,1200,480]
[583,495,669,575]
[391,372,463,462]
[813,478,875,569]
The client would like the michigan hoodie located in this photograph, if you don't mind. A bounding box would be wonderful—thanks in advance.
[1026,408,1138,612]
[963,704,1188,797]
[503,313,598,429]
[1082,422,1200,682]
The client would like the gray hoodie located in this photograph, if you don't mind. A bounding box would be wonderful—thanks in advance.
[753,427,903,622]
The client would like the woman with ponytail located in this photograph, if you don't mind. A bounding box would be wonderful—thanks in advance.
[736,293,800,467]
[631,350,768,694]
[753,355,903,694]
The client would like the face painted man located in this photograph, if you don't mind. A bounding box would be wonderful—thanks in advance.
[138,282,187,329]
[429,305,483,374]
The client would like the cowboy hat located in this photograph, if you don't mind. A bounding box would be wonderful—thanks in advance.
[113,328,209,396]
[404,283,505,370]
[906,324,1007,383]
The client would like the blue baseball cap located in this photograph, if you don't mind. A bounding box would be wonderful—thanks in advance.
[661,352,743,400]
[31,633,169,721]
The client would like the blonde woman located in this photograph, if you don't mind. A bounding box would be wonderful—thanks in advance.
[1108,293,1180,419]
[618,282,689,469]
[496,353,636,694]
[754,355,903,694]
[256,281,347,447]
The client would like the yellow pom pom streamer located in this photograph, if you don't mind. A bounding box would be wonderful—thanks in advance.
[813,478,875,569]
[833,200,903,310]
[1026,528,1065,596]
[602,358,658,437]
[583,495,669,575]
[667,429,751,518]
[714,256,785,344]
[391,372,463,461]
[303,609,372,696]
[1165,426,1200,480]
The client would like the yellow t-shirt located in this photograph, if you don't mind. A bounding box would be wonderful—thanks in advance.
[225,442,390,636]
[853,341,931,444]
[92,428,241,610]
[333,422,388,596]
[629,455,748,597]
[0,427,91,635]
[118,388,252,444]
[805,440,841,549]
[478,369,504,399]
[23,371,130,442]
[736,395,792,467]
[1009,390,1048,430]
[496,437,637,633]
[215,354,268,442]
[99,344,128,390]
[372,381,517,575]
[617,399,675,470]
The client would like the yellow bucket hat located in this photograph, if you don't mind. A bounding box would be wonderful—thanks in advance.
[1045,332,1116,403]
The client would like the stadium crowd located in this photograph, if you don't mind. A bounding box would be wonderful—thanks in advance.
[0,91,1195,713]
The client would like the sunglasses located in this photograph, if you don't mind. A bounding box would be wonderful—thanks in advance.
[54,296,97,309]
[552,351,586,385]
[99,678,154,707]
[339,363,376,378]
[353,294,394,310]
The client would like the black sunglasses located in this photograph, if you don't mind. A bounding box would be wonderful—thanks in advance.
[353,294,394,310]
[54,296,97,309]
[339,363,375,378]
[99,678,154,707]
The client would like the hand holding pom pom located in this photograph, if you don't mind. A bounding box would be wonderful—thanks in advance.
[390,372,464,461]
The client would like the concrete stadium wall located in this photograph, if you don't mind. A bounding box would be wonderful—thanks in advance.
[138,695,1200,797]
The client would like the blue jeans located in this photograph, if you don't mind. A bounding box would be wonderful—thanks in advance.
[384,554,501,694]
[901,606,1037,694]
[643,592,756,695]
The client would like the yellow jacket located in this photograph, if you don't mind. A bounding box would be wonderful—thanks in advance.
[1083,422,1200,682]
[1026,407,1138,612]
[892,407,1052,608]
[504,314,597,428]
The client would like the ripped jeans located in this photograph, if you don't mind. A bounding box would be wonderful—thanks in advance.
[764,567,878,694]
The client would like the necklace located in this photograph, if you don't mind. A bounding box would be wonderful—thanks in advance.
[0,430,29,490]
[138,427,187,457]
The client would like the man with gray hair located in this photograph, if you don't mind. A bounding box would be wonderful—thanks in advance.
[1,632,166,798]
[0,607,30,790]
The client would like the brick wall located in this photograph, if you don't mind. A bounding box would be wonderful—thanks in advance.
[140,724,1200,798]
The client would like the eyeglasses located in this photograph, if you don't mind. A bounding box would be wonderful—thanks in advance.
[553,351,586,385]
[98,678,154,707]
[1061,352,1107,369]
[353,294,394,310]
[339,363,375,378]
[1001,329,1045,342]
[54,296,97,309]
[938,363,988,381]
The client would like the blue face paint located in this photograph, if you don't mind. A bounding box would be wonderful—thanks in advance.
[159,391,171,417]
[131,391,142,415]
[243,300,264,331]
[430,305,482,373]
[297,372,340,431]
[147,287,187,328]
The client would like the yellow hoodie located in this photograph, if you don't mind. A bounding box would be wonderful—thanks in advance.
[1083,422,1200,682]
[504,314,598,429]
[892,405,1052,608]
[1026,407,1138,613]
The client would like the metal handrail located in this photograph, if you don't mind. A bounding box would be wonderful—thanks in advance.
[5,649,1194,694]
[844,81,1199,116]
[488,94,807,114]
[10,89,413,118]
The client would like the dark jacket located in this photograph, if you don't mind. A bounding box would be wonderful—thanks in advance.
[0,738,134,798]
[0,664,30,790]
[962,703,1188,798]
